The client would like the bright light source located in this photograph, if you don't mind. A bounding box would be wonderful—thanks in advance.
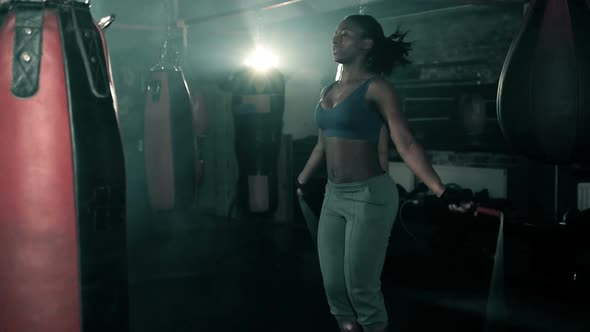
[243,46,279,71]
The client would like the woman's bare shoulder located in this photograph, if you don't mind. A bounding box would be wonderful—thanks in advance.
[367,77,399,101]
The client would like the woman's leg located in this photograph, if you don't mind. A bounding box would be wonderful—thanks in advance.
[317,186,358,327]
[344,175,399,331]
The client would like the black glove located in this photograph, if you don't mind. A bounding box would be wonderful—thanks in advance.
[439,187,473,207]
[295,179,307,199]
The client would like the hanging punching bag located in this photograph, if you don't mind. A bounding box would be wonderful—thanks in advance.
[191,91,208,189]
[143,47,196,211]
[0,1,128,332]
[497,0,590,164]
[231,68,285,215]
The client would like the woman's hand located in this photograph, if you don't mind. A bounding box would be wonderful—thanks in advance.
[439,187,474,213]
[296,177,306,199]
[448,202,474,213]
[296,188,304,198]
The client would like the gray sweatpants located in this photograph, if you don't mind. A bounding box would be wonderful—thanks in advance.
[317,173,399,329]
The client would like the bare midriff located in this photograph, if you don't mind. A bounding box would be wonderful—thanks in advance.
[324,136,384,183]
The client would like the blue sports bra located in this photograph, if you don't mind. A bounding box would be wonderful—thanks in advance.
[314,78,384,144]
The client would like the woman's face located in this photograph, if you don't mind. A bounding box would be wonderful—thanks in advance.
[331,19,371,64]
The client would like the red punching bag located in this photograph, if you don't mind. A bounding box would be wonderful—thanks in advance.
[143,39,196,211]
[497,0,590,164]
[0,1,128,332]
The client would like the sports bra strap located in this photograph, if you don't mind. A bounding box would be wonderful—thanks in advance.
[321,81,338,99]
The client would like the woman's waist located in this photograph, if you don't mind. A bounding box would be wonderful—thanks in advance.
[325,157,384,183]
[326,167,388,186]
[326,172,397,205]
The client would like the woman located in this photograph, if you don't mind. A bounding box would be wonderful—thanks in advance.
[296,15,470,332]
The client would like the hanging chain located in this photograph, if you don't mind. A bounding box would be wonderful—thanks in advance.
[359,0,368,14]
[254,10,263,44]
[157,0,183,68]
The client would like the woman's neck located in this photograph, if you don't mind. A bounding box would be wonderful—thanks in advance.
[339,63,375,83]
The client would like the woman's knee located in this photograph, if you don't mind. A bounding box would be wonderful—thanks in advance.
[323,277,349,301]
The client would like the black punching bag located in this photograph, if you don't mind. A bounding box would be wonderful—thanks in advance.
[231,68,285,215]
[497,0,590,164]
[143,42,196,211]
[0,1,128,332]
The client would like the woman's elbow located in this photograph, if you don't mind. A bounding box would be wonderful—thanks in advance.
[314,143,325,155]
[392,138,408,155]
[395,141,418,157]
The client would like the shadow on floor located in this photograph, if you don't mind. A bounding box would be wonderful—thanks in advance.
[124,202,589,332]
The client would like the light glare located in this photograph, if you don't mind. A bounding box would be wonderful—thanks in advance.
[244,46,279,71]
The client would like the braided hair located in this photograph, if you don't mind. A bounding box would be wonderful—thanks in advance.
[344,14,412,76]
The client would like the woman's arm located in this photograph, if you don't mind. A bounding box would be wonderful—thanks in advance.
[297,129,326,185]
[368,78,445,197]
[377,125,389,174]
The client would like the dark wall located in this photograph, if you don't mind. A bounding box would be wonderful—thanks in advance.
[378,5,524,153]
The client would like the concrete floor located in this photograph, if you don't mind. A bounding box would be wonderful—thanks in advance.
[122,146,589,332]
[124,203,589,332]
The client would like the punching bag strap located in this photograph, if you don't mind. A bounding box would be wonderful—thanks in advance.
[0,0,9,24]
[70,6,110,98]
[11,2,43,98]
[0,6,7,28]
